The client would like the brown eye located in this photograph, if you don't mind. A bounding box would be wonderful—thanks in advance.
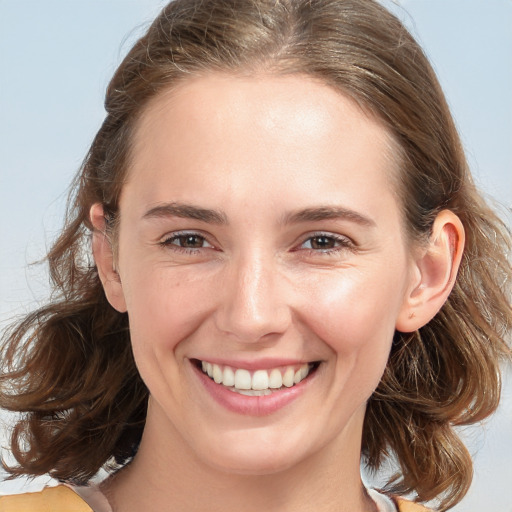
[161,232,213,250]
[176,234,205,248]
[299,233,352,253]
[310,236,336,250]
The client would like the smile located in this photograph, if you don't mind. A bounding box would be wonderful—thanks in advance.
[198,360,318,396]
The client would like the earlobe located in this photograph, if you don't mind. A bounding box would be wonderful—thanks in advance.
[396,210,465,332]
[90,203,127,313]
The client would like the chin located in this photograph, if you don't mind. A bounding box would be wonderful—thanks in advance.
[204,451,300,476]
[193,428,314,476]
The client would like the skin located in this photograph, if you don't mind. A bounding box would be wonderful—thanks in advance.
[91,73,464,512]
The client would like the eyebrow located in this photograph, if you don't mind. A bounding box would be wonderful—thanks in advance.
[282,206,376,227]
[142,202,375,227]
[142,202,228,224]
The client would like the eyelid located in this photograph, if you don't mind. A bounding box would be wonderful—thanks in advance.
[156,229,355,254]
[296,231,356,252]
[158,230,215,249]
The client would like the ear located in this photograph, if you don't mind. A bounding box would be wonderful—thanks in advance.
[396,210,465,332]
[90,203,127,313]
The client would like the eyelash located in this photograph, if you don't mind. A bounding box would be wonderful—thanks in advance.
[159,231,213,254]
[159,230,354,256]
[296,232,354,256]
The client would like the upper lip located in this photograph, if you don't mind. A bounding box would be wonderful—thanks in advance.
[190,357,318,371]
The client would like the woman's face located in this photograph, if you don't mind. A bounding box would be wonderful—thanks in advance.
[112,74,419,474]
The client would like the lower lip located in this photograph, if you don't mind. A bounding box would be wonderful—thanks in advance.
[191,362,315,416]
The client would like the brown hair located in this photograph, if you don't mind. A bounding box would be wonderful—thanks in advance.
[1,0,511,509]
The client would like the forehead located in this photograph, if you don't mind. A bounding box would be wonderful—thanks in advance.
[124,73,401,220]
[133,72,396,158]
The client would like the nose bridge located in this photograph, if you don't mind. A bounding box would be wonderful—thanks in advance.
[215,249,290,342]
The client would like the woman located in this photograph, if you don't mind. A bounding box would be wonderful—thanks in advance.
[1,1,510,511]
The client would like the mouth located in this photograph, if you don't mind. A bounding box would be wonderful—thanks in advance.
[193,359,321,396]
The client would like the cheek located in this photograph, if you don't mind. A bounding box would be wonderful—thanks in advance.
[300,265,407,357]
[121,266,214,353]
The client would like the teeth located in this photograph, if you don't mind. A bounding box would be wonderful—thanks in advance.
[234,369,252,390]
[200,361,313,392]
[252,370,269,390]
[212,365,223,384]
[294,366,308,385]
[282,367,295,387]
[231,388,273,396]
[222,366,235,387]
[268,368,282,389]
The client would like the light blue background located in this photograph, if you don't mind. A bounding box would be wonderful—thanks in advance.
[1,1,511,511]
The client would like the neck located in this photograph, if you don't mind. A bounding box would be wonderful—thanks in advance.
[103,402,375,512]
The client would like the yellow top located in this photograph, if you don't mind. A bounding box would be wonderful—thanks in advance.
[0,486,92,512]
[0,485,432,511]
[396,497,432,512]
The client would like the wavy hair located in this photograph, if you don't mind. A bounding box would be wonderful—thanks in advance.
[1,0,511,509]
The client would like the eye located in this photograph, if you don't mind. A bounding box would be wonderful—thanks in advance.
[299,233,353,253]
[160,232,213,251]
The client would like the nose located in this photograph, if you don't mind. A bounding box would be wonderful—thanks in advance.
[214,253,291,344]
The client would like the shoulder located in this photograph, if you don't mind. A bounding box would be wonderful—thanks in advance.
[395,497,433,512]
[0,485,93,512]
[369,488,432,512]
